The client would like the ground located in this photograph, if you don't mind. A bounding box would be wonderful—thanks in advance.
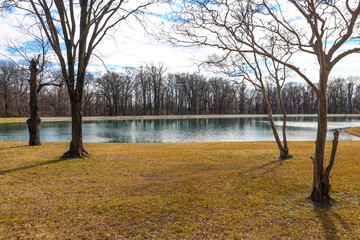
[1,140,360,239]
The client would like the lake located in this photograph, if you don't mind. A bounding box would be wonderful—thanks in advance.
[0,116,359,143]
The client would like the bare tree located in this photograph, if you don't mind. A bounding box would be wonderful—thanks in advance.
[3,0,156,157]
[136,67,151,115]
[39,71,67,117]
[166,0,360,202]
[83,73,96,116]
[213,51,292,159]
[96,72,121,116]
[328,78,346,114]
[265,55,293,160]
[6,18,61,146]
[204,31,293,159]
[148,63,167,115]
[0,61,28,116]
[346,76,357,113]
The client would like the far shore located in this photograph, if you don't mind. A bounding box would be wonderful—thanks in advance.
[2,113,360,124]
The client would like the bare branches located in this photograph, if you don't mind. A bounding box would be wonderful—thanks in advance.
[3,0,156,93]
[166,0,360,97]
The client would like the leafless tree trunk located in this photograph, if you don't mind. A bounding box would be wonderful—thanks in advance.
[27,58,41,146]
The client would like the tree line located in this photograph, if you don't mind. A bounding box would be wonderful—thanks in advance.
[0,61,358,117]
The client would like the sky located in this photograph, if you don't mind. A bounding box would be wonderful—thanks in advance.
[0,2,207,75]
[0,1,360,83]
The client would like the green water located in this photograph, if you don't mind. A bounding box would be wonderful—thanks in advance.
[0,116,359,142]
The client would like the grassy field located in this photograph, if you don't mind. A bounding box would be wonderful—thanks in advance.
[1,140,360,239]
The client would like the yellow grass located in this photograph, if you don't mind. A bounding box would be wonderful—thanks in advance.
[0,118,27,124]
[1,141,360,239]
[344,127,360,138]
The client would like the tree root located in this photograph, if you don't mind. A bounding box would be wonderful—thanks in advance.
[279,154,293,160]
[310,130,339,204]
[62,148,90,159]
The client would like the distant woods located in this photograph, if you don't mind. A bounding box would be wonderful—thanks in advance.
[0,61,358,117]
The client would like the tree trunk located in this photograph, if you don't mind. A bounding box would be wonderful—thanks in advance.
[310,93,330,202]
[27,59,41,146]
[262,89,292,160]
[4,85,9,114]
[276,81,290,158]
[142,90,146,115]
[63,92,89,158]
[310,71,339,203]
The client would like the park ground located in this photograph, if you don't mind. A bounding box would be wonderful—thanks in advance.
[1,117,360,239]
[1,140,360,239]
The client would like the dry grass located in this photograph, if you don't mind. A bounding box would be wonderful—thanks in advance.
[345,127,360,138]
[0,118,27,124]
[1,141,360,239]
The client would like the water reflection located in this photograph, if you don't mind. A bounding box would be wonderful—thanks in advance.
[0,116,359,143]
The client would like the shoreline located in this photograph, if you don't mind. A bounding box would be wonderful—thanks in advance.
[2,113,360,123]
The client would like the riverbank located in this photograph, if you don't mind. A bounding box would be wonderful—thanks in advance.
[2,113,360,124]
[1,141,359,239]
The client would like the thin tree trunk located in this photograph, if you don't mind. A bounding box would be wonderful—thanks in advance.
[27,59,41,146]
[276,81,290,157]
[262,89,292,160]
[142,90,146,115]
[123,96,128,116]
[4,86,9,114]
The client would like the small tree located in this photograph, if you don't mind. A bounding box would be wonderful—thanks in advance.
[5,18,63,146]
[207,50,292,159]
[0,61,27,116]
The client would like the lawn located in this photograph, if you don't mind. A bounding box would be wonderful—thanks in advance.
[1,140,360,239]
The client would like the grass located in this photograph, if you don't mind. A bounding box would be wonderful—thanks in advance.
[1,141,360,239]
[345,127,360,138]
[0,118,27,124]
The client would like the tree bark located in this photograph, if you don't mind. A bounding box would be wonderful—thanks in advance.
[276,81,290,159]
[62,92,89,158]
[311,94,329,202]
[262,89,292,160]
[310,72,336,203]
[27,59,41,146]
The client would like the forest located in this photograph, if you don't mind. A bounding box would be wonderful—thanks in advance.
[1,61,358,117]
